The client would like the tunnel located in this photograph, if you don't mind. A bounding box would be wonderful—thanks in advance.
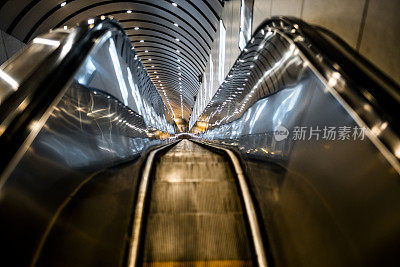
[0,1,400,266]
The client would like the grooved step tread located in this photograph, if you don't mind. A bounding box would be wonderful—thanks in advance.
[143,260,253,266]
[142,140,253,264]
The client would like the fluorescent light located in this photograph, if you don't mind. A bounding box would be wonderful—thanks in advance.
[33,37,60,47]
[60,2,66,7]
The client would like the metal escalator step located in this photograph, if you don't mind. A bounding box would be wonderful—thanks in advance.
[142,140,253,265]
[143,260,253,266]
[149,181,242,213]
[156,161,231,181]
[143,213,251,261]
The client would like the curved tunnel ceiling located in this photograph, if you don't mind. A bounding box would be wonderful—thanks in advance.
[0,0,224,121]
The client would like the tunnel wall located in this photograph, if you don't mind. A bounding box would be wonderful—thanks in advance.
[253,0,400,85]
[0,28,25,66]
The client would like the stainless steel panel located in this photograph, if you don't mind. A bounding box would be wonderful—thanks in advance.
[191,21,400,266]
[0,82,165,266]
[0,19,176,266]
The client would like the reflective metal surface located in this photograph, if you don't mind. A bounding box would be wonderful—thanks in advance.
[0,18,176,266]
[74,30,174,133]
[0,29,69,103]
[191,18,400,266]
[0,81,169,266]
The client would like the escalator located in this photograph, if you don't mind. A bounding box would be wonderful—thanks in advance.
[0,15,400,267]
[139,140,253,266]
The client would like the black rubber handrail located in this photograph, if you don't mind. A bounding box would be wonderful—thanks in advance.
[0,17,132,178]
[255,17,400,134]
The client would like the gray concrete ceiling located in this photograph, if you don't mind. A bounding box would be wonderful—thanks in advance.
[0,0,224,120]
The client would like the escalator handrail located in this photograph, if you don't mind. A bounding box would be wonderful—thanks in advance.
[193,16,400,166]
[0,17,136,182]
[252,16,400,133]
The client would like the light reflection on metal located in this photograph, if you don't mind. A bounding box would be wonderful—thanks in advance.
[0,69,19,91]
[189,18,400,174]
[33,38,61,47]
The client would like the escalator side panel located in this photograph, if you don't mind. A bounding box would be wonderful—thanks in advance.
[0,83,161,266]
[35,159,144,267]
[193,20,400,266]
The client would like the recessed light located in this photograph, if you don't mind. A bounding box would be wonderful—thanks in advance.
[134,27,139,30]
[60,2,66,7]
[177,59,180,62]
[148,58,152,61]
[140,40,144,42]
[156,76,159,78]
[175,38,180,42]
[127,10,132,13]
[145,50,148,53]
[174,23,179,27]
[88,18,94,24]
[176,50,180,53]
[63,26,68,30]
[151,65,155,68]
[172,3,178,7]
